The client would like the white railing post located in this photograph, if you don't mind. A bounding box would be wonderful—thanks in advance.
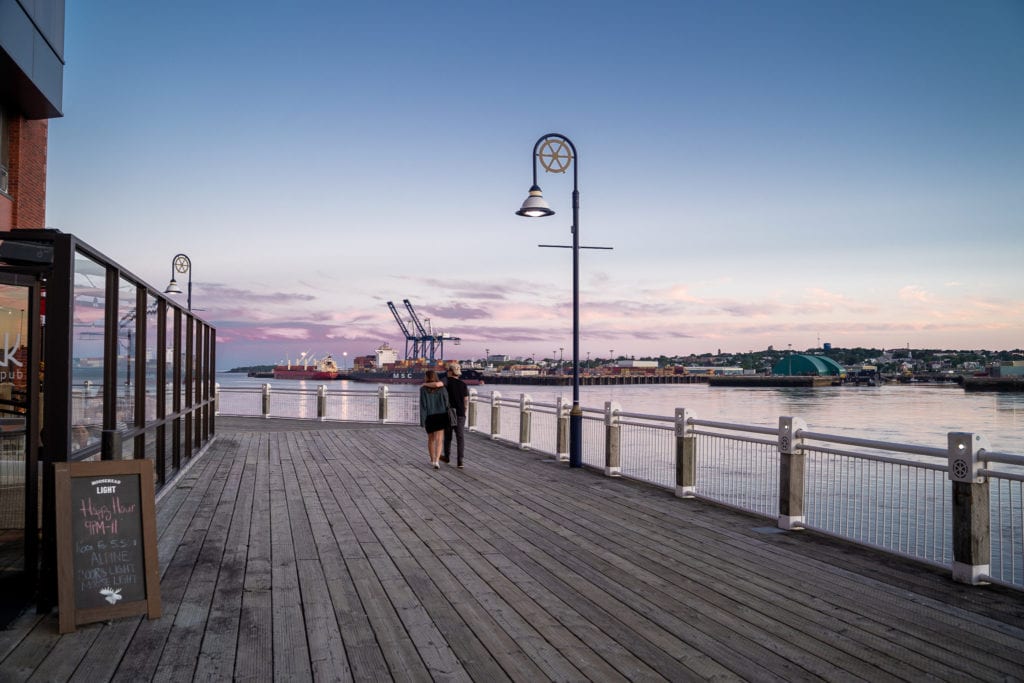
[214,382,220,415]
[675,408,696,497]
[378,384,389,423]
[261,383,271,418]
[604,401,621,477]
[317,384,327,420]
[519,393,532,450]
[948,432,991,585]
[467,388,478,432]
[555,395,569,462]
[778,416,807,530]
[490,391,501,440]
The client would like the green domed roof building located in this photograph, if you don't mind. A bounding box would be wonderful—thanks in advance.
[772,354,846,377]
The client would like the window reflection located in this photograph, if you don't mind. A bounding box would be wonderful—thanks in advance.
[145,294,158,422]
[0,284,29,521]
[117,276,136,428]
[71,252,105,452]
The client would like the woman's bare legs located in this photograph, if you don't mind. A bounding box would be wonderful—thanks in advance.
[427,430,444,466]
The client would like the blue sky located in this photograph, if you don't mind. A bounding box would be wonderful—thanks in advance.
[46,1,1024,368]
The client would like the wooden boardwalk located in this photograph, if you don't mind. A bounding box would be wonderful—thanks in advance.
[2,417,1024,681]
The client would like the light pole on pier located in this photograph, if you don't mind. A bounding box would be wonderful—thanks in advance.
[164,253,193,311]
[516,133,612,468]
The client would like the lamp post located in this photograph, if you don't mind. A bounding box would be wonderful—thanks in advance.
[164,253,192,311]
[516,133,611,468]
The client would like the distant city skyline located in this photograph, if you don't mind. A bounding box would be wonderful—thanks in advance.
[45,1,1024,369]
[230,343,1019,370]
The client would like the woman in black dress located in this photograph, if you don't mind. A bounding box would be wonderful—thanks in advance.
[419,370,450,469]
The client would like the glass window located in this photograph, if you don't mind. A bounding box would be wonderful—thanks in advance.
[116,277,136,428]
[0,283,29,530]
[145,293,158,422]
[165,308,175,414]
[71,252,105,452]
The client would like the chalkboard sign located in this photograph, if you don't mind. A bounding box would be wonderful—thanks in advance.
[55,460,161,633]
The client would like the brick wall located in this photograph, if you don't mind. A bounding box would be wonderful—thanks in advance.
[1,115,48,230]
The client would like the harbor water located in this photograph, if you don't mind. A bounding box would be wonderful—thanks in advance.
[215,373,1024,455]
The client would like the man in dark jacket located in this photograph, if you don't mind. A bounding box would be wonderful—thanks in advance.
[442,362,469,467]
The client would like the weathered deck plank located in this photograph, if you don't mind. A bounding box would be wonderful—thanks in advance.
[1,417,1023,682]
[235,432,274,683]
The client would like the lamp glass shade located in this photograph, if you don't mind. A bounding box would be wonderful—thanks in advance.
[165,279,183,295]
[515,185,554,217]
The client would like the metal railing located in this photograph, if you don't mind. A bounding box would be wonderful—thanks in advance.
[216,384,418,424]
[215,383,1024,590]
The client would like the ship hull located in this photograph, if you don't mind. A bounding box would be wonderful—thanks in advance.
[345,371,427,384]
[273,368,339,380]
[346,370,483,385]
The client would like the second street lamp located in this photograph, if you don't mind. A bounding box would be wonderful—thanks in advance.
[164,253,192,311]
[516,133,611,468]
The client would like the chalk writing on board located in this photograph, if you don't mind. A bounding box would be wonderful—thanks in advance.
[70,475,146,610]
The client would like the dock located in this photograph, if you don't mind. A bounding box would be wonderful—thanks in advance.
[480,374,705,386]
[2,418,1023,681]
[706,375,839,387]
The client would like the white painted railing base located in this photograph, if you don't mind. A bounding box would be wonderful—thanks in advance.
[778,515,805,531]
[953,562,991,585]
[675,485,695,498]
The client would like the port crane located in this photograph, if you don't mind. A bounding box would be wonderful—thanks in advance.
[386,299,461,362]
[387,301,421,360]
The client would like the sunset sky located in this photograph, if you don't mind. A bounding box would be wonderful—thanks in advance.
[45,1,1024,368]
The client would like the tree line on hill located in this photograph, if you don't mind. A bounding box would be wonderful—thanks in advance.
[227,347,1022,375]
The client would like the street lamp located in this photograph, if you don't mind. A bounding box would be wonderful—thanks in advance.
[516,133,611,468]
[164,253,192,311]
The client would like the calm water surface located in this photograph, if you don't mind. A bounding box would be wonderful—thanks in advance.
[216,374,1024,454]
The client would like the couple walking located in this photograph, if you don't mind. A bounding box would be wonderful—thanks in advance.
[419,362,469,470]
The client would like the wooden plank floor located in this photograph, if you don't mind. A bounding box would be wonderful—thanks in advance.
[2,417,1024,681]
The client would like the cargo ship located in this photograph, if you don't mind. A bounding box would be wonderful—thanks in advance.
[345,343,483,385]
[272,354,341,380]
[346,367,484,385]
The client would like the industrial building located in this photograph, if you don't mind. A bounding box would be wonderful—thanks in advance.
[772,354,846,377]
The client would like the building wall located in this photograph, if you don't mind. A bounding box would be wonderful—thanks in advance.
[1,0,64,230]
[1,116,48,229]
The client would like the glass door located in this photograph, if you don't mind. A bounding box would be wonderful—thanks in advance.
[0,276,39,625]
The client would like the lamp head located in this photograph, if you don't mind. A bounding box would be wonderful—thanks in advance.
[165,278,183,295]
[515,185,554,218]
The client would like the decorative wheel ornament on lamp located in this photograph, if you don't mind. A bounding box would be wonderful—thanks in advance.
[164,253,192,311]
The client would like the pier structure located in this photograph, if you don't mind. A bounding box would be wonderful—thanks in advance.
[3,417,1023,680]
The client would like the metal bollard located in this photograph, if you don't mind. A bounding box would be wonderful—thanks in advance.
[317,384,327,420]
[262,383,271,418]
